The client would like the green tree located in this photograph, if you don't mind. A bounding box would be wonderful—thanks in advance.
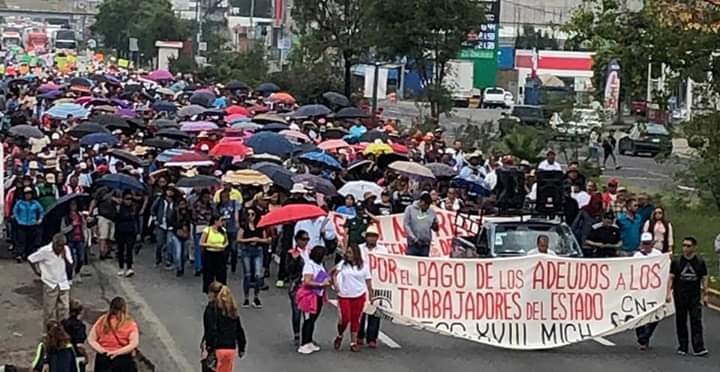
[292,0,375,99]
[680,112,720,209]
[200,47,269,85]
[371,0,485,120]
[92,0,191,60]
[496,126,548,166]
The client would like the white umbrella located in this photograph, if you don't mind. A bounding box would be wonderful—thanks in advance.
[339,181,384,201]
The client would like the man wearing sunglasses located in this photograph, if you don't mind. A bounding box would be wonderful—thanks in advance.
[668,236,709,357]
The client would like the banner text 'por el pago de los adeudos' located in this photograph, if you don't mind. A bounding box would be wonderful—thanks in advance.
[367,253,674,349]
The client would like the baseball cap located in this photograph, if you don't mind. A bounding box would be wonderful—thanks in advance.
[641,232,653,242]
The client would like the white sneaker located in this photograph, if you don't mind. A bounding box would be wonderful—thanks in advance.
[117,270,126,276]
[125,269,135,277]
[297,343,315,355]
[309,343,321,352]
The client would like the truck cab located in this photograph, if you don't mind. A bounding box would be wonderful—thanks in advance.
[452,214,583,258]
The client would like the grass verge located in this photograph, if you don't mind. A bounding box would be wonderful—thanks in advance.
[665,204,720,290]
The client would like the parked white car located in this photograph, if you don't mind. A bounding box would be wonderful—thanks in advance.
[482,87,509,109]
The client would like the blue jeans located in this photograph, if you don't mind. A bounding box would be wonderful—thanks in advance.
[155,228,174,266]
[406,239,431,257]
[68,239,85,275]
[241,245,264,296]
[193,225,206,273]
[167,232,184,273]
[225,230,238,272]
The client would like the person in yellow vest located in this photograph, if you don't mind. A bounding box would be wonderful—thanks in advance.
[213,182,243,205]
[200,215,229,294]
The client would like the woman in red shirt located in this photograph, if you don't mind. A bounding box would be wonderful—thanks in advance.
[88,297,139,372]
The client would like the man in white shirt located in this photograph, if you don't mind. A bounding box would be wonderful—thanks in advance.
[295,216,337,249]
[28,233,73,325]
[527,235,557,256]
[537,150,563,172]
[359,225,388,261]
[634,232,661,350]
[571,184,591,209]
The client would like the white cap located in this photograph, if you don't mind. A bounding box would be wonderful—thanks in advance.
[641,232,653,243]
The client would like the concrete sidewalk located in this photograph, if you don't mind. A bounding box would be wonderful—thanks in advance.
[0,257,164,371]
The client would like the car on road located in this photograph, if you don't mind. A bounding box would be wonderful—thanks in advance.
[509,105,546,126]
[452,216,584,258]
[551,108,602,139]
[617,122,673,157]
[482,87,509,109]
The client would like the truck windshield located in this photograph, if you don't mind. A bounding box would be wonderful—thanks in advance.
[55,40,76,49]
[492,223,580,256]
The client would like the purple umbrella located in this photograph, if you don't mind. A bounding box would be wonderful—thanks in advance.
[111,98,131,109]
[117,108,137,119]
[180,121,219,132]
[148,69,174,82]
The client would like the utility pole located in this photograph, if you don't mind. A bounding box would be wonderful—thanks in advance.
[371,62,380,118]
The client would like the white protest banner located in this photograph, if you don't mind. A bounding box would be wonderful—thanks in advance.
[329,210,481,257]
[368,253,673,349]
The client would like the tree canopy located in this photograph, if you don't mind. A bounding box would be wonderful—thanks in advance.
[92,0,191,59]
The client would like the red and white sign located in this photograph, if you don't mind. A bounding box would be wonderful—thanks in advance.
[369,253,674,349]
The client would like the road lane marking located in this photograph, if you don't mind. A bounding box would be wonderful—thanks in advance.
[592,337,616,346]
[103,262,196,371]
[328,299,402,349]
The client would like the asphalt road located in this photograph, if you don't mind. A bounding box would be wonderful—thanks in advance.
[380,102,683,193]
[114,248,719,372]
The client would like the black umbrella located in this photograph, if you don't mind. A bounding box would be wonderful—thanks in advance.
[377,153,409,169]
[123,84,144,94]
[290,104,332,119]
[152,100,177,113]
[225,80,249,91]
[67,122,110,138]
[126,118,147,130]
[143,137,181,150]
[252,162,295,190]
[108,149,149,167]
[255,82,281,94]
[177,175,222,188]
[322,91,351,107]
[8,125,44,139]
[69,77,93,87]
[153,119,179,129]
[8,78,31,89]
[426,162,458,178]
[293,174,338,196]
[40,193,91,245]
[92,114,133,130]
[334,106,370,119]
[256,123,290,133]
[360,130,390,143]
[95,174,146,193]
[157,127,191,141]
[189,92,215,108]
[322,127,349,140]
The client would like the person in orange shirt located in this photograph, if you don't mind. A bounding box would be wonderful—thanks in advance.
[87,297,139,372]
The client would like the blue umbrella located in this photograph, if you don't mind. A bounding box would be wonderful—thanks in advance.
[152,100,177,113]
[95,174,146,193]
[245,132,298,158]
[79,132,119,147]
[299,151,341,169]
[46,103,89,119]
[38,90,63,101]
[450,176,491,198]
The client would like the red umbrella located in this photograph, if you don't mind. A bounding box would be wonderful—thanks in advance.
[165,152,215,167]
[210,141,251,157]
[226,105,250,116]
[391,143,409,154]
[257,204,327,228]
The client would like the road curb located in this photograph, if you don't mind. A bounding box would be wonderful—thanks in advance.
[709,288,720,310]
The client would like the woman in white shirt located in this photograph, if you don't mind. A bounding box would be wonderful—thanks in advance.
[332,244,372,352]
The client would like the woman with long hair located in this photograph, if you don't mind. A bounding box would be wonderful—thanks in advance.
[332,243,372,352]
[236,207,271,308]
[643,206,674,253]
[297,245,331,355]
[32,320,79,372]
[200,215,229,293]
[202,282,247,372]
[87,297,139,372]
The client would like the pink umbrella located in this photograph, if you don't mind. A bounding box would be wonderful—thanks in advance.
[318,139,351,152]
[165,152,215,167]
[226,113,247,123]
[180,121,219,132]
[279,129,311,144]
[38,82,61,93]
[74,96,93,105]
[148,69,174,82]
